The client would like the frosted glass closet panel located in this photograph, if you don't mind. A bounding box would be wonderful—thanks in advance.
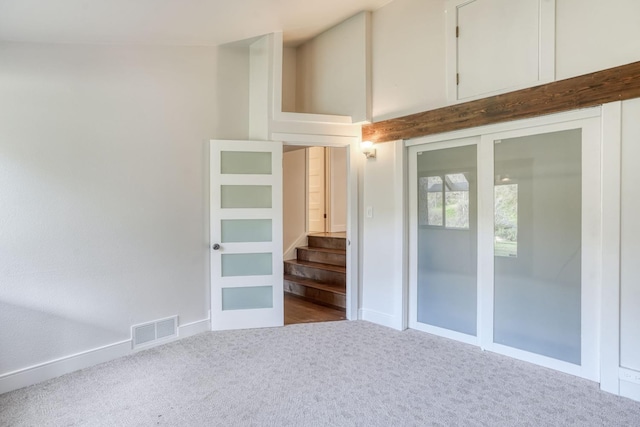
[417,145,477,336]
[493,129,582,364]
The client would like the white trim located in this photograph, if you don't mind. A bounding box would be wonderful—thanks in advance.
[405,107,601,147]
[284,233,308,261]
[408,136,480,341]
[0,316,212,395]
[283,137,359,321]
[359,309,403,331]
[178,318,212,338]
[620,381,640,402]
[445,0,555,104]
[395,140,409,331]
[0,340,131,395]
[600,102,622,394]
[272,134,358,147]
[274,111,353,124]
[477,136,494,350]
[487,343,587,379]
[620,367,640,385]
[347,140,360,320]
[409,321,479,346]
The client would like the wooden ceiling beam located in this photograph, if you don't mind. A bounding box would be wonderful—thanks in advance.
[362,61,640,143]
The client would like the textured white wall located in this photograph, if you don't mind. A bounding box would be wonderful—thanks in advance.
[371,0,446,121]
[0,42,219,374]
[360,141,405,329]
[556,0,640,80]
[296,12,370,122]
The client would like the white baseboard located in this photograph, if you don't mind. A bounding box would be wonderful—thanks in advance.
[0,317,211,395]
[179,318,211,338]
[359,308,404,331]
[619,367,640,402]
[620,380,640,402]
[0,340,131,395]
[330,224,346,232]
[284,234,308,260]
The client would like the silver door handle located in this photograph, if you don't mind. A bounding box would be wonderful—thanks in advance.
[212,243,221,250]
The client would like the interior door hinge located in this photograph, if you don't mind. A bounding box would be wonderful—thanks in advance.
[456,26,459,38]
[456,73,460,85]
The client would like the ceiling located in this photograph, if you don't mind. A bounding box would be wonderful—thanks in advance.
[0,0,390,47]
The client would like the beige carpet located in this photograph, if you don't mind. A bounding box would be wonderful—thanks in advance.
[1,320,640,426]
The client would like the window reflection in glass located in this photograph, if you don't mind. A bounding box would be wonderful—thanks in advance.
[419,173,470,229]
[494,183,518,257]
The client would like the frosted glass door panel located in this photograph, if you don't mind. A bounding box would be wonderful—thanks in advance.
[222,286,273,310]
[221,185,272,208]
[221,219,272,243]
[222,253,273,277]
[221,151,272,175]
[417,145,477,336]
[494,129,582,364]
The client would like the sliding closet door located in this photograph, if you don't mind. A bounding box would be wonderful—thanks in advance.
[480,119,600,380]
[409,138,479,344]
[408,114,600,380]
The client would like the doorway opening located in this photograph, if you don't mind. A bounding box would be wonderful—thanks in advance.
[283,145,348,325]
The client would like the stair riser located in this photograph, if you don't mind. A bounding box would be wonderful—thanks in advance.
[284,281,346,309]
[284,263,346,286]
[308,236,346,251]
[297,249,346,267]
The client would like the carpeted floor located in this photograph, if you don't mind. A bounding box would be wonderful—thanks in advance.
[1,320,640,426]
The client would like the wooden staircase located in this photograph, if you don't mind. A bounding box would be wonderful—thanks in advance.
[284,233,346,310]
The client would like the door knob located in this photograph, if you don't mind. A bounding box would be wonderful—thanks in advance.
[212,243,221,250]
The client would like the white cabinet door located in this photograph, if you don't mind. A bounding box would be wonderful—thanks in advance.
[210,140,283,330]
[450,0,555,101]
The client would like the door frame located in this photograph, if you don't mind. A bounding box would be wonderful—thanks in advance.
[405,107,603,381]
[285,137,360,321]
[408,136,481,346]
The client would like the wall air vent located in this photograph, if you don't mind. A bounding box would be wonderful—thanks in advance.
[131,315,178,349]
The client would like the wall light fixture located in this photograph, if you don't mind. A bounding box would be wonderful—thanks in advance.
[361,140,376,159]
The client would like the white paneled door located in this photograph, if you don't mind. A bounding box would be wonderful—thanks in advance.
[210,140,283,330]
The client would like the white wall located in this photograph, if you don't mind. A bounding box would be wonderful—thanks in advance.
[360,141,405,330]
[556,0,640,80]
[282,148,307,259]
[281,47,297,112]
[0,42,221,379]
[216,41,250,140]
[296,11,371,122]
[371,0,446,121]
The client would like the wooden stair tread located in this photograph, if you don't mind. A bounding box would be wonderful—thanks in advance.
[284,259,346,274]
[284,275,346,295]
[297,246,346,255]
[307,232,346,238]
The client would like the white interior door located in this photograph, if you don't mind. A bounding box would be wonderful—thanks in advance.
[308,147,326,233]
[210,139,283,331]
